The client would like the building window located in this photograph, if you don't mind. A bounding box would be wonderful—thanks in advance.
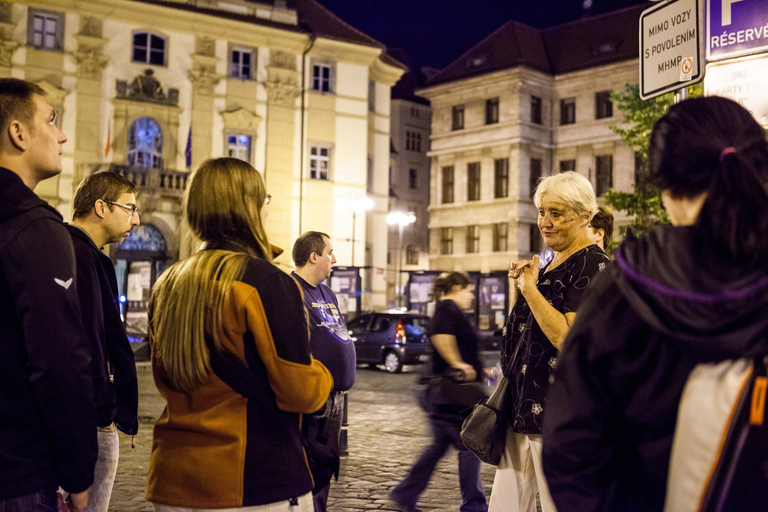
[559,159,576,173]
[132,32,167,66]
[560,98,576,125]
[531,96,543,124]
[467,162,481,201]
[409,168,418,189]
[530,224,544,253]
[311,62,333,93]
[127,117,163,169]
[452,105,464,130]
[466,225,480,254]
[310,145,331,180]
[368,79,375,112]
[406,245,419,265]
[442,166,454,204]
[29,9,64,51]
[494,158,509,199]
[410,106,420,118]
[230,48,253,80]
[530,158,542,198]
[406,132,422,152]
[367,156,374,193]
[634,151,644,182]
[595,91,613,119]
[485,98,499,124]
[440,227,453,255]
[493,222,508,252]
[595,154,613,195]
[227,135,252,163]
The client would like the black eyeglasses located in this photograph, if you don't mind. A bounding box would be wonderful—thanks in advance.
[265,194,272,205]
[104,200,139,215]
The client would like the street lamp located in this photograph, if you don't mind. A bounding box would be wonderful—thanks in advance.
[335,196,374,266]
[387,210,416,308]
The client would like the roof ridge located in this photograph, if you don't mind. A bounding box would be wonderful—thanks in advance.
[294,0,385,49]
[541,2,649,32]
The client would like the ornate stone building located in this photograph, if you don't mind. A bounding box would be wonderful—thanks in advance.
[4,0,404,336]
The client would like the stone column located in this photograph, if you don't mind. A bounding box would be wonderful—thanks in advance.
[71,17,108,189]
[0,4,18,78]
[188,36,222,171]
[263,50,300,254]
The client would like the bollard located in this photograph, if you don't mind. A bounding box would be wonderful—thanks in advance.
[339,391,349,456]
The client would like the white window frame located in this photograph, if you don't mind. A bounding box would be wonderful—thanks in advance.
[230,47,255,80]
[311,61,334,93]
[309,144,332,180]
[28,9,64,51]
[227,134,253,164]
[132,31,167,67]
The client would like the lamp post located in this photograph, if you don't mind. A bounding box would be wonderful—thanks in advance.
[335,196,373,266]
[386,210,416,308]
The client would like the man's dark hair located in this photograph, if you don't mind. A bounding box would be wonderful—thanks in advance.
[292,231,330,267]
[590,205,614,243]
[0,78,46,137]
[72,171,139,220]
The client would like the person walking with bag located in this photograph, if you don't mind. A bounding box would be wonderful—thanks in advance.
[489,172,609,512]
[391,272,488,512]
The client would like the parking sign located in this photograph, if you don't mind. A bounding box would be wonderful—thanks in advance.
[707,0,768,60]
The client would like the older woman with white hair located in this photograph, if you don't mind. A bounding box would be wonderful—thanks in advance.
[488,171,609,512]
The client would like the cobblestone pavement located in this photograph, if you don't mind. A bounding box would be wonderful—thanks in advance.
[111,356,499,511]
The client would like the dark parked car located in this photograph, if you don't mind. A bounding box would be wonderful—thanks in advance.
[347,312,430,373]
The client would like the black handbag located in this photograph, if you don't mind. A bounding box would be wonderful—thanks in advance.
[460,374,512,465]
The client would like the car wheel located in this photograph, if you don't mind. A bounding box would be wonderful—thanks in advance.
[383,350,403,373]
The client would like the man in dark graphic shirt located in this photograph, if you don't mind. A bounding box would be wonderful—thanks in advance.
[292,231,356,511]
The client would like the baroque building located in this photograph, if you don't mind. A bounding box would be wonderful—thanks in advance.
[3,0,404,337]
[418,5,644,333]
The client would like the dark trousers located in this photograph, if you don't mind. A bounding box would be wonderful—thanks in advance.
[312,392,344,512]
[392,417,488,512]
[0,489,57,512]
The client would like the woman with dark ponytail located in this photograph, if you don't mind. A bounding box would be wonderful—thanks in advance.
[392,272,488,512]
[542,97,768,511]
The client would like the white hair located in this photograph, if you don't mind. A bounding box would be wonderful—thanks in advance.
[533,171,597,219]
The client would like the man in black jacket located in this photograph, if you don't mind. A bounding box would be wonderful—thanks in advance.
[67,171,141,512]
[0,79,96,511]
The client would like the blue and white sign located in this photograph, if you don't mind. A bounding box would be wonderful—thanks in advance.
[707,0,768,60]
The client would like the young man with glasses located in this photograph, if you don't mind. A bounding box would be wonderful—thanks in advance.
[66,171,141,512]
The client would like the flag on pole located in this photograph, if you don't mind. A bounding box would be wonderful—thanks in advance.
[185,125,192,169]
[104,124,111,158]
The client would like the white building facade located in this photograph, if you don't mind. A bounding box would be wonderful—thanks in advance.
[3,0,404,335]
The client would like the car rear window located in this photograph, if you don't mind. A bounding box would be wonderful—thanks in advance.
[401,316,428,338]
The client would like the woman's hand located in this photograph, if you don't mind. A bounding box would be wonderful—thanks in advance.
[518,254,540,299]
[508,259,533,279]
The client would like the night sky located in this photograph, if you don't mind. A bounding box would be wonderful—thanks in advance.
[318,0,649,71]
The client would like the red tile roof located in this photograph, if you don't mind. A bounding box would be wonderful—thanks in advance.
[426,3,649,86]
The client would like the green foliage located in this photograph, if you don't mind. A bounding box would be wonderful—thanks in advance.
[604,83,701,238]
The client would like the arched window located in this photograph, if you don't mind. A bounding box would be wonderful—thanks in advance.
[127,117,163,169]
